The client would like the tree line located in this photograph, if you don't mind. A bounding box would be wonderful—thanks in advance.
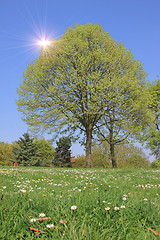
[0,133,159,168]
[0,133,72,167]
[15,23,159,168]
[0,132,158,168]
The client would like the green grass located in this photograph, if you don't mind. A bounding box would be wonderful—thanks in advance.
[0,167,160,239]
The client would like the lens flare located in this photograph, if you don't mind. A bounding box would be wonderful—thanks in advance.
[38,38,50,48]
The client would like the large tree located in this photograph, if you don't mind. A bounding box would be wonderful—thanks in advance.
[17,23,149,168]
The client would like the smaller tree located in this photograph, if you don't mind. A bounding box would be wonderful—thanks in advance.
[150,160,160,168]
[53,137,72,167]
[91,141,150,168]
[0,142,14,165]
[35,139,54,166]
[13,133,39,166]
[72,154,86,168]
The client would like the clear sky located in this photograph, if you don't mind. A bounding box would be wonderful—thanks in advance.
[0,0,159,160]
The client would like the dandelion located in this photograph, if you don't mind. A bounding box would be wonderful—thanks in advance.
[46,224,54,228]
[39,213,45,217]
[71,205,77,210]
[30,218,37,222]
[114,207,119,211]
[105,207,110,211]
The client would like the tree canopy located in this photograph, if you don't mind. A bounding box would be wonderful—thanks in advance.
[17,23,151,168]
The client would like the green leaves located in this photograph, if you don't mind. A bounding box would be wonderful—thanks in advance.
[142,79,160,159]
[17,23,151,167]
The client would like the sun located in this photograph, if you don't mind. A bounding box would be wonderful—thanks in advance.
[38,38,50,48]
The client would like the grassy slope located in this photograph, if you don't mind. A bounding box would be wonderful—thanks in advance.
[0,167,160,239]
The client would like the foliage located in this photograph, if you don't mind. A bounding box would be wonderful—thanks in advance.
[91,142,150,168]
[16,23,150,168]
[72,154,86,168]
[0,142,14,165]
[143,79,160,160]
[95,80,151,168]
[115,143,150,168]
[53,136,72,167]
[91,142,112,168]
[150,160,160,168]
[13,133,39,166]
[35,139,55,166]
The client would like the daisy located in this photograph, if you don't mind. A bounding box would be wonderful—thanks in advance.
[114,207,119,211]
[39,213,46,217]
[105,207,110,211]
[30,218,36,222]
[123,197,127,201]
[20,189,26,193]
[123,194,127,197]
[71,205,77,210]
[121,205,125,208]
[46,224,54,228]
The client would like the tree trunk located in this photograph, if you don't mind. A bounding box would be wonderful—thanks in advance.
[110,143,117,168]
[86,130,92,168]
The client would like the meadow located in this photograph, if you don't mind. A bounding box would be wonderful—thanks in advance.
[0,167,160,240]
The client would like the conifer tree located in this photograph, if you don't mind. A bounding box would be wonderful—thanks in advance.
[53,137,71,167]
[13,133,39,166]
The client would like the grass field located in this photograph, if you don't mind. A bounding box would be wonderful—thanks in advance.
[0,167,160,239]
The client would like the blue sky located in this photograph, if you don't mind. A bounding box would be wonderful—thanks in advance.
[0,0,159,160]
